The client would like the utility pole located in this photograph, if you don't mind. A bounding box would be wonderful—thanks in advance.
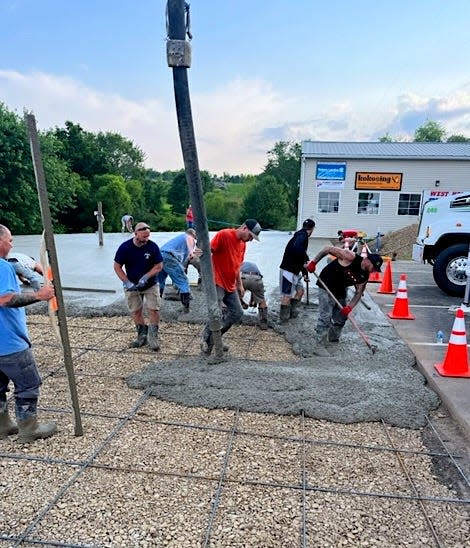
[166,0,224,360]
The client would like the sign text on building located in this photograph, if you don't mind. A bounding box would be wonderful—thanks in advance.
[355,172,402,190]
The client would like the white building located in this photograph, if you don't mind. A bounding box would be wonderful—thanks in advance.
[298,141,470,239]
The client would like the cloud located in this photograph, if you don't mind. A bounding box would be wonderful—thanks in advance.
[0,70,290,175]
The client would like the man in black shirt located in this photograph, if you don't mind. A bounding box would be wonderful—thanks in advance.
[279,219,315,323]
[306,246,382,351]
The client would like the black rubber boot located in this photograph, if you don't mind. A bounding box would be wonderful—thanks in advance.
[290,298,301,318]
[279,304,291,324]
[180,292,191,313]
[131,324,148,348]
[258,307,268,330]
[148,324,160,351]
[0,394,18,439]
[15,397,57,443]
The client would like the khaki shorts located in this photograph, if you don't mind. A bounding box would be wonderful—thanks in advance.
[241,274,265,304]
[125,285,160,313]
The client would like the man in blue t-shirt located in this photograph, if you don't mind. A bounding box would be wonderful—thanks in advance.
[0,224,57,443]
[114,222,163,350]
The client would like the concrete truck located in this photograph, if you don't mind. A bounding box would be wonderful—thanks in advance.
[412,191,470,296]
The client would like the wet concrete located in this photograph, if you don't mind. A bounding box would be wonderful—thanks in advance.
[15,232,440,429]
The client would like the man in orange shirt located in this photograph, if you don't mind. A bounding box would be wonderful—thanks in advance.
[201,219,261,355]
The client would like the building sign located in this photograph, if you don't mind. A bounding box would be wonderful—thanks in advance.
[315,162,346,189]
[316,162,346,181]
[355,172,402,191]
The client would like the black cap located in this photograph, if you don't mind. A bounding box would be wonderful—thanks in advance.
[244,219,261,240]
[302,218,315,229]
[367,253,383,272]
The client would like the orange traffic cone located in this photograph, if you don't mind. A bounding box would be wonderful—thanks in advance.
[435,308,470,378]
[387,274,415,320]
[377,259,394,294]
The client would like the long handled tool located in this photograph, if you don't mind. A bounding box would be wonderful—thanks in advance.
[312,272,377,354]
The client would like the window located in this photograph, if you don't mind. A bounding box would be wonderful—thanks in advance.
[398,193,421,215]
[357,192,380,214]
[318,191,339,213]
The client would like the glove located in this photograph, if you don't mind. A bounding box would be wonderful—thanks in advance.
[306,260,317,273]
[135,275,149,290]
[123,280,137,291]
[340,305,352,317]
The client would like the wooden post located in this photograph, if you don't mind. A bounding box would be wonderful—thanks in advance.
[97,201,104,246]
[25,113,83,436]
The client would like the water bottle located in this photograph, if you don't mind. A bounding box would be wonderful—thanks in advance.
[436,330,444,344]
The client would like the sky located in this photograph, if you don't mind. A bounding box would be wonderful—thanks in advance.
[2,0,470,175]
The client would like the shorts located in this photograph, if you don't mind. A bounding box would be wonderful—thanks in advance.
[125,285,161,313]
[241,274,265,304]
[279,269,303,297]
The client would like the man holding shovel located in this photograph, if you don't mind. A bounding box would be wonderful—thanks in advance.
[306,246,382,354]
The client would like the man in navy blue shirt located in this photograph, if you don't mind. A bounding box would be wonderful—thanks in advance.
[114,222,163,350]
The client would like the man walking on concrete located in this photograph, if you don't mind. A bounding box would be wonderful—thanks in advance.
[114,222,163,350]
[201,219,262,355]
[279,219,315,323]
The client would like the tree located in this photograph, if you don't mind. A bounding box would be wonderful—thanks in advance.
[94,174,132,231]
[378,133,393,142]
[414,120,446,142]
[241,175,292,229]
[262,141,301,216]
[204,189,242,230]
[447,134,470,142]
[166,170,214,217]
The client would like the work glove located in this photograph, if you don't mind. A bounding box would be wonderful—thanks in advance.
[306,260,317,273]
[135,275,149,290]
[123,280,137,291]
[340,305,352,317]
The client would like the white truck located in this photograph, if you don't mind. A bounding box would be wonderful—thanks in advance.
[412,192,470,296]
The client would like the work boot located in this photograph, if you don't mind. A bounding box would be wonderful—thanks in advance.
[290,298,301,318]
[328,325,342,343]
[180,292,191,313]
[147,324,160,351]
[312,332,331,357]
[15,398,57,443]
[200,333,228,355]
[130,324,148,348]
[279,304,291,324]
[258,307,268,330]
[0,395,18,439]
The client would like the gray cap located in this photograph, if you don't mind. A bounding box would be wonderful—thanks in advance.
[244,219,261,240]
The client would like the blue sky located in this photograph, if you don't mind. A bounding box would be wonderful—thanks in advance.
[1,0,470,174]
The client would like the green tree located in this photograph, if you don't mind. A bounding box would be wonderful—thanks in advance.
[447,134,470,142]
[204,189,242,230]
[414,120,446,142]
[242,175,291,229]
[262,141,301,216]
[94,174,132,231]
[378,133,393,142]
[167,170,214,219]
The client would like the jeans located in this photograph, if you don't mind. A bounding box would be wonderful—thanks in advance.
[0,348,42,400]
[158,252,190,294]
[202,285,244,341]
[316,289,347,336]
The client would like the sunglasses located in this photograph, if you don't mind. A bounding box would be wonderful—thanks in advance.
[136,226,150,231]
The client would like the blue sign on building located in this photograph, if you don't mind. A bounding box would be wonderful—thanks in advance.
[316,162,346,181]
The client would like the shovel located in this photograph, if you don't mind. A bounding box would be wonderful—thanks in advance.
[312,272,377,354]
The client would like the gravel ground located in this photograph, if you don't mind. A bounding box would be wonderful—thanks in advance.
[0,290,469,547]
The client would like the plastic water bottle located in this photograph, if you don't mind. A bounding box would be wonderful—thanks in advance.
[436,330,444,344]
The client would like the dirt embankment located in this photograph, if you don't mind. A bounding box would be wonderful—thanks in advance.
[368,224,418,260]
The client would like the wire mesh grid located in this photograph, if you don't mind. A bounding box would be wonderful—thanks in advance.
[0,315,469,547]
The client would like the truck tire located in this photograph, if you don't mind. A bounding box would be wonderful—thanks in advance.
[433,243,468,297]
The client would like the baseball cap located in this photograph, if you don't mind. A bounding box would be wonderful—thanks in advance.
[302,218,315,229]
[367,253,383,272]
[244,219,261,241]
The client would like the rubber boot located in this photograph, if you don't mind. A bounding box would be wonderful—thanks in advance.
[147,324,160,351]
[312,332,331,357]
[328,325,343,343]
[290,298,301,318]
[258,307,268,330]
[130,324,148,348]
[280,304,291,324]
[0,395,18,439]
[180,292,191,313]
[15,398,57,444]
